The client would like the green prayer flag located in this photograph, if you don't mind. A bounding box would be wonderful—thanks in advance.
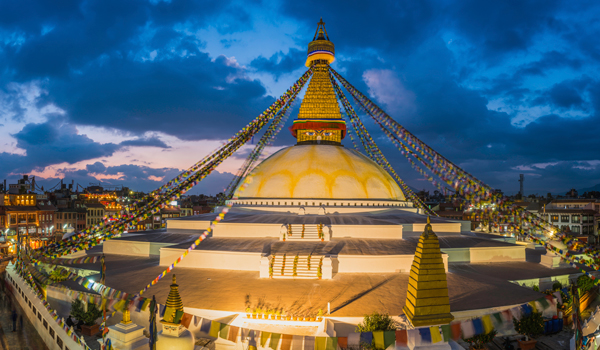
[270,333,281,349]
[173,310,184,324]
[384,331,395,349]
[441,325,452,342]
[492,313,503,325]
[326,337,338,350]
[373,331,384,349]
[538,297,550,309]
[219,324,230,339]
[315,337,327,350]
[261,332,271,347]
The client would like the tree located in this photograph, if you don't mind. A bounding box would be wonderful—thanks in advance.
[71,299,103,326]
[513,312,544,340]
[355,313,396,332]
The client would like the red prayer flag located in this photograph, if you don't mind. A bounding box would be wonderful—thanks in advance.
[181,313,193,328]
[450,322,462,340]
[395,330,407,346]
[281,334,293,350]
[337,337,348,349]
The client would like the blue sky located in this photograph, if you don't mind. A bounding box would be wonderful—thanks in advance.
[1,0,599,196]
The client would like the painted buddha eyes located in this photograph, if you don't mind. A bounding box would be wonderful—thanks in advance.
[304,131,334,137]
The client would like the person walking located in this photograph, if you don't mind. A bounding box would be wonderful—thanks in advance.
[11,309,17,332]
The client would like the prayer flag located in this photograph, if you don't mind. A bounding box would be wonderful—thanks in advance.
[193,315,201,327]
[482,315,494,334]
[326,337,337,350]
[418,328,431,344]
[281,334,293,350]
[441,325,452,342]
[315,337,327,350]
[228,326,239,342]
[181,313,192,328]
[305,336,315,350]
[270,333,282,349]
[348,333,360,347]
[292,335,304,350]
[360,332,373,347]
[200,318,211,334]
[472,318,484,335]
[395,330,408,347]
[209,321,220,338]
[219,324,230,339]
[337,337,347,350]
[261,332,271,347]
[384,331,395,348]
[173,310,184,324]
[407,330,420,348]
[461,320,475,339]
[430,326,442,343]
[373,331,384,349]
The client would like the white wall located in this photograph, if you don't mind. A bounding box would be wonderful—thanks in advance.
[103,240,175,256]
[441,246,526,263]
[331,225,402,239]
[7,265,85,350]
[160,248,263,270]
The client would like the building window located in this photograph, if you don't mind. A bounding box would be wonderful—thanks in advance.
[49,327,55,338]
[37,312,42,321]
[57,336,63,349]
[550,215,559,222]
[583,225,589,234]
[44,319,48,329]
[572,215,580,223]
[561,215,569,222]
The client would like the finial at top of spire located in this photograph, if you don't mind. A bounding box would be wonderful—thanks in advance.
[313,18,330,41]
[427,216,431,225]
[172,274,177,285]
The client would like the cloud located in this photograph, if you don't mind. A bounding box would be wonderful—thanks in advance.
[119,136,170,148]
[250,48,306,80]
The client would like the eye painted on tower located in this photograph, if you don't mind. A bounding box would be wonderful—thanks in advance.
[305,131,316,136]
[323,132,333,136]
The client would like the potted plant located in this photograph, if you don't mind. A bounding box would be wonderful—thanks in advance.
[245,307,252,318]
[463,329,497,350]
[71,299,103,336]
[307,254,312,270]
[276,309,282,320]
[513,312,544,350]
[257,308,263,319]
[316,309,324,321]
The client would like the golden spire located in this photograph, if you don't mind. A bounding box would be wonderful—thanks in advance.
[162,274,184,324]
[403,217,454,327]
[290,19,346,145]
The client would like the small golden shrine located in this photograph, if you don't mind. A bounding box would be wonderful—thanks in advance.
[403,217,454,327]
[160,274,186,336]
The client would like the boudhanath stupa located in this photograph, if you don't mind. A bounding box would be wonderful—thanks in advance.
[7,19,593,350]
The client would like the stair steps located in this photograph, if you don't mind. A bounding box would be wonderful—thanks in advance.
[270,255,323,279]
[286,224,323,241]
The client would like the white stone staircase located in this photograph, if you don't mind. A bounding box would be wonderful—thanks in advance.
[270,254,323,279]
[286,224,323,241]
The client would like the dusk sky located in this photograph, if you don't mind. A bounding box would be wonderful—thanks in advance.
[1,0,599,196]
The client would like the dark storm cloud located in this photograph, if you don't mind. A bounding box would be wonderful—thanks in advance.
[250,48,306,79]
[43,53,273,140]
[9,116,120,170]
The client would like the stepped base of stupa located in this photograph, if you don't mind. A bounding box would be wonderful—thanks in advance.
[103,206,527,279]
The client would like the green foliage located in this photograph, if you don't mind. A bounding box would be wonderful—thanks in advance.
[463,329,498,349]
[577,275,595,295]
[49,268,69,282]
[532,284,540,292]
[552,281,563,291]
[513,312,544,339]
[355,313,396,332]
[71,299,103,326]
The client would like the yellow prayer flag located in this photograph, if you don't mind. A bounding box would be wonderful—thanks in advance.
[430,326,442,343]
[482,315,494,334]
